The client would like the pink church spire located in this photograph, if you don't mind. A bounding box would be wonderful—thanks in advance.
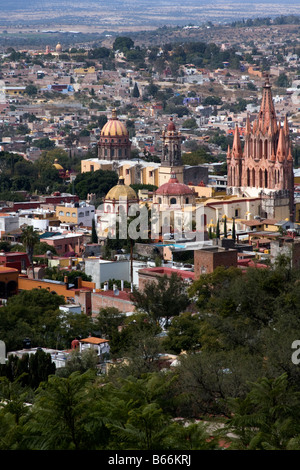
[232,124,243,159]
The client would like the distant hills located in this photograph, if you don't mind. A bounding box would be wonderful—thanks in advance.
[0,0,299,32]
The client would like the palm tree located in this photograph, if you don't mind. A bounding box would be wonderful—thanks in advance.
[21,225,40,279]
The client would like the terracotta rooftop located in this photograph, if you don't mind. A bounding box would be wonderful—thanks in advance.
[79,337,109,344]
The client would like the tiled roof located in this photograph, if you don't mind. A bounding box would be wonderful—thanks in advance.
[79,337,109,344]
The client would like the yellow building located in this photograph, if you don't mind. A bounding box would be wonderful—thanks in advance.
[56,203,95,227]
[4,86,26,96]
[81,158,160,187]
[74,66,96,75]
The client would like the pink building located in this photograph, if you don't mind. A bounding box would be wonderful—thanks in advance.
[226,75,294,220]
[42,233,83,256]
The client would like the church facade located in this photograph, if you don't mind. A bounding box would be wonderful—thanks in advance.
[226,76,294,220]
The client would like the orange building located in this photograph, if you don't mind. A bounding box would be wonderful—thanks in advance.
[0,266,18,299]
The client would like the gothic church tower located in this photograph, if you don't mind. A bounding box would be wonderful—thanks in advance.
[226,76,294,220]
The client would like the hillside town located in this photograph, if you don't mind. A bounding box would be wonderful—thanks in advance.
[1,13,300,452]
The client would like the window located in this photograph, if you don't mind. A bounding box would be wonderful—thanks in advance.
[59,211,64,216]
[72,213,76,217]
[170,198,177,205]
[85,211,89,216]
[79,212,84,217]
[66,212,70,217]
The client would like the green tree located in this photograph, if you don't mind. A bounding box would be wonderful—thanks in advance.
[33,137,55,150]
[0,376,32,449]
[94,307,125,340]
[27,349,56,389]
[21,226,40,278]
[91,218,98,244]
[25,84,38,96]
[223,215,227,238]
[55,349,99,378]
[102,373,218,450]
[0,289,65,352]
[25,370,104,450]
[131,273,190,328]
[98,115,108,130]
[132,82,140,98]
[162,312,202,354]
[113,36,134,52]
[72,169,118,200]
[225,374,300,450]
[275,73,290,88]
[216,219,220,238]
[232,219,236,241]
[203,95,222,106]
[182,118,198,129]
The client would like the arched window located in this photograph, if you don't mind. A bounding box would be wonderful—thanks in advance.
[259,139,262,158]
[247,168,250,186]
[157,197,162,204]
[264,140,268,158]
[252,168,256,187]
[170,197,177,205]
[264,169,268,188]
[259,169,263,188]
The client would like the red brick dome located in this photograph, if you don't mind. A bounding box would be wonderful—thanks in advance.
[167,117,176,132]
[155,173,194,196]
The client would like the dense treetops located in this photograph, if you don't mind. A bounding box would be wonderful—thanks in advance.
[1,254,300,449]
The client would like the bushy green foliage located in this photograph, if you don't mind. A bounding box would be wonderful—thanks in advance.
[72,169,118,200]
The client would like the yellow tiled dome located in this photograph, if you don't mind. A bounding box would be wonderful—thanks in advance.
[53,159,64,170]
[105,177,137,201]
[101,109,128,137]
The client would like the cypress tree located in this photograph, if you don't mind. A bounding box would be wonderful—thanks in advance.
[132,82,140,98]
[216,220,220,238]
[223,216,227,238]
[232,220,236,242]
[91,218,98,244]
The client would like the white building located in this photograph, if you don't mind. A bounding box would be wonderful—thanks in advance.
[84,258,131,289]
[0,214,19,237]
[79,337,110,357]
